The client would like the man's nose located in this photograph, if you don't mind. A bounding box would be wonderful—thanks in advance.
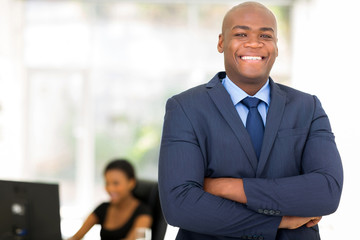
[244,36,263,48]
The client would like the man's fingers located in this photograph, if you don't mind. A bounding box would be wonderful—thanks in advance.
[306,216,322,228]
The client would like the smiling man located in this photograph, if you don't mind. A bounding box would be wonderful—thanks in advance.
[158,2,343,240]
[218,2,278,95]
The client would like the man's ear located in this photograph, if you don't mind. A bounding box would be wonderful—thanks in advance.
[217,34,224,53]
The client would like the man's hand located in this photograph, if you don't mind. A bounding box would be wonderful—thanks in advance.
[204,178,247,204]
[305,216,322,228]
[203,178,223,196]
[279,216,322,229]
[204,178,322,230]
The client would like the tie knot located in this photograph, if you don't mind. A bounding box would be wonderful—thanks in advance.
[242,97,262,109]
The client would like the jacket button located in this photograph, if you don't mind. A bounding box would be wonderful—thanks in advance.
[258,236,264,240]
[269,210,275,215]
[275,210,281,215]
[263,209,269,215]
[258,209,264,214]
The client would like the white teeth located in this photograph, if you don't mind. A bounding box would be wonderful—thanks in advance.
[241,56,262,60]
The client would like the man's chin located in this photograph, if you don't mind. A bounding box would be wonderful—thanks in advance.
[237,73,269,84]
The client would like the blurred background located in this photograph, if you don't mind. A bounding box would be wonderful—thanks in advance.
[0,0,358,239]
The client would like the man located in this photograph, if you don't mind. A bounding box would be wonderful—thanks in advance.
[158,2,343,240]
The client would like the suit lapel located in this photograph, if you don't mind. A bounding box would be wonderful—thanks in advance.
[256,79,287,176]
[206,73,258,172]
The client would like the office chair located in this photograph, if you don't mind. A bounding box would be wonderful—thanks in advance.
[132,179,167,240]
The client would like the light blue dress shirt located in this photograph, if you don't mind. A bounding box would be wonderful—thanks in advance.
[222,75,270,127]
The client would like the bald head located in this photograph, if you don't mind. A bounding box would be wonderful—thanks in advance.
[221,1,277,36]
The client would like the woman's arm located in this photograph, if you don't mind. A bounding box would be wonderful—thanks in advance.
[68,213,98,240]
[124,214,153,240]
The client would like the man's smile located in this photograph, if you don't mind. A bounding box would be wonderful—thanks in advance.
[240,56,264,60]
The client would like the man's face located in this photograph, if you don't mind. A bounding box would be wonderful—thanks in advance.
[218,6,278,86]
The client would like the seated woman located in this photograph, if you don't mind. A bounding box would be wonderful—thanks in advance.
[69,159,152,240]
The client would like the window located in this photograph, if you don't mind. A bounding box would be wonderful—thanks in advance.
[0,1,292,238]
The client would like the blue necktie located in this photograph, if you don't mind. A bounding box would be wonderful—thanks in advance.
[242,97,264,159]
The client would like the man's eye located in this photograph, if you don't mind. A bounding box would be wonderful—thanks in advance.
[235,33,247,37]
[261,34,272,39]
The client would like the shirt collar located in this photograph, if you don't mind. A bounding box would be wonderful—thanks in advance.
[222,75,270,106]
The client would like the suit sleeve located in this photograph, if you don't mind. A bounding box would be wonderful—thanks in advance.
[243,96,343,217]
[158,97,281,239]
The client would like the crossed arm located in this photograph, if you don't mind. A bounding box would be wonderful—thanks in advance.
[202,95,343,229]
[203,178,322,229]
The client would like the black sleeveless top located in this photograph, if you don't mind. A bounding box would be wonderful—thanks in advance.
[93,202,151,240]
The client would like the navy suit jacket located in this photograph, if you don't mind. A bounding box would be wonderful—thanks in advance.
[158,72,343,240]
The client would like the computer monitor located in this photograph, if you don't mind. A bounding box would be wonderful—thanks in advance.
[0,180,62,240]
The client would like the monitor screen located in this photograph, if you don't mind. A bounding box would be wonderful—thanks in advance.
[0,180,62,240]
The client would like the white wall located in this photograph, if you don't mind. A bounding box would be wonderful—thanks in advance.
[0,0,26,179]
[291,0,360,238]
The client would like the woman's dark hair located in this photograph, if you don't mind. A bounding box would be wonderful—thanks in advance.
[104,158,136,180]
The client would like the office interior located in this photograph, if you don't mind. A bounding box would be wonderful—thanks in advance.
[0,0,359,239]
